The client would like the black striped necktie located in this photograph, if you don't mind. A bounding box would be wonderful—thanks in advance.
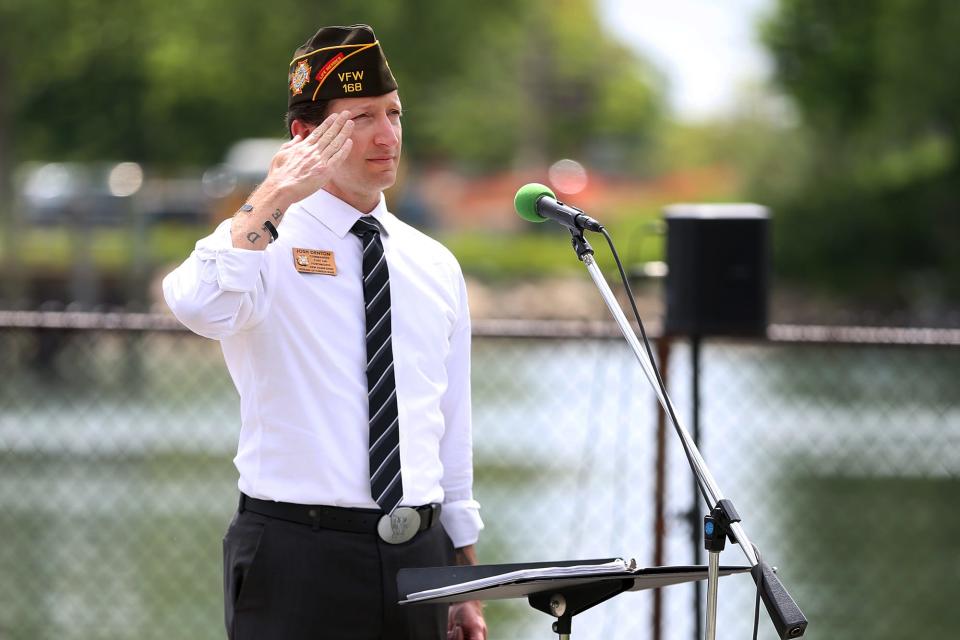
[350,217,403,514]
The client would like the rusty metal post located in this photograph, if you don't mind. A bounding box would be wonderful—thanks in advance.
[652,334,672,640]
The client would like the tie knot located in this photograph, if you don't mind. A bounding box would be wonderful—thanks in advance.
[350,217,382,239]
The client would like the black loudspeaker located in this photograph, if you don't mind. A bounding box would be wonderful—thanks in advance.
[664,205,769,337]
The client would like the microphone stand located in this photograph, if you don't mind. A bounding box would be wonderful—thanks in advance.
[566,229,807,640]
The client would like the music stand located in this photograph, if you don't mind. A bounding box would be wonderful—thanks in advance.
[399,559,750,639]
[399,219,808,640]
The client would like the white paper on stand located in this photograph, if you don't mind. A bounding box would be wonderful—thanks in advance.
[405,558,637,602]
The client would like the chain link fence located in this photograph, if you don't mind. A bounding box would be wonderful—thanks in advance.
[1,312,958,640]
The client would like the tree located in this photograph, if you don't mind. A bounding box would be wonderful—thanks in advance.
[757,0,960,307]
[0,0,663,171]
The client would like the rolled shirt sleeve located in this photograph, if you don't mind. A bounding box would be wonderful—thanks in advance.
[162,219,272,340]
[438,264,484,548]
[440,498,483,549]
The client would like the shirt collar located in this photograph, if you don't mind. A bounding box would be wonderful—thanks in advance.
[297,188,392,239]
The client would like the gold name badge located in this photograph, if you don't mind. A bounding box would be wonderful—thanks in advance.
[293,248,337,276]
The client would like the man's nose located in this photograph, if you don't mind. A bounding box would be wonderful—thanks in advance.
[373,114,399,147]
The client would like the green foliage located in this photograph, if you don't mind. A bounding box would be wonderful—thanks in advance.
[1,224,210,272]
[0,0,662,171]
[0,0,312,165]
[758,0,960,302]
[441,208,666,281]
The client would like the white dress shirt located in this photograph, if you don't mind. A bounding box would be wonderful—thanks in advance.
[162,188,482,547]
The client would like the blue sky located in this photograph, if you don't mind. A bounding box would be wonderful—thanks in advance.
[599,0,774,121]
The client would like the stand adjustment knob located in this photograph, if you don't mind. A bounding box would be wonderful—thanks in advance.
[549,594,566,617]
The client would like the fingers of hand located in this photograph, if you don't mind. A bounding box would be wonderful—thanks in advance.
[282,111,352,183]
[325,113,353,144]
[467,619,488,639]
[311,110,350,147]
[296,138,348,187]
[330,138,353,164]
[461,627,485,640]
[464,608,487,639]
[307,110,343,143]
[317,120,354,163]
[277,134,302,160]
[274,133,303,166]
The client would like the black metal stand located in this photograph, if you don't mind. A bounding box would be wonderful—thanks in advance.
[703,499,741,640]
[691,333,703,640]
[399,221,808,639]
[570,230,808,639]
[528,579,634,639]
[398,561,752,639]
[569,228,594,261]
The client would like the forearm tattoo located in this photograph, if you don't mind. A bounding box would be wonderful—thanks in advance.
[240,208,284,246]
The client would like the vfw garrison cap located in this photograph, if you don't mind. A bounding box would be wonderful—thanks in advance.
[288,24,397,107]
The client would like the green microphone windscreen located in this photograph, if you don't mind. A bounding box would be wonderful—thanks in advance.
[514,183,555,223]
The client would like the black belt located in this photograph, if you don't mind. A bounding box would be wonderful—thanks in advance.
[238,493,441,536]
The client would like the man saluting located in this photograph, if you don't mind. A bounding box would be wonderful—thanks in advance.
[163,23,487,640]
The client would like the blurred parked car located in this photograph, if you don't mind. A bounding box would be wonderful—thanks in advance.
[16,161,223,227]
[18,162,139,226]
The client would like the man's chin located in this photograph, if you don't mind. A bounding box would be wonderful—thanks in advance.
[369,169,398,190]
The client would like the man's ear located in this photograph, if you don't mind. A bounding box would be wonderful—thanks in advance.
[290,119,316,139]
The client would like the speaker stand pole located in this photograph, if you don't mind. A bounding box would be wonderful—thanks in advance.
[691,333,702,640]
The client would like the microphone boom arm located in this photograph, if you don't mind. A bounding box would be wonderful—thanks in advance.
[579,252,757,563]
[572,233,807,639]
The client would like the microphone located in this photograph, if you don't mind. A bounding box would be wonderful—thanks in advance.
[513,183,603,232]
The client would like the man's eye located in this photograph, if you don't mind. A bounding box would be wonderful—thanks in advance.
[353,113,371,121]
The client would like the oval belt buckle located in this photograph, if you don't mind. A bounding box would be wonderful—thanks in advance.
[377,507,421,544]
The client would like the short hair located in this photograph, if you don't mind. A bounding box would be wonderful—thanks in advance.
[285,100,331,139]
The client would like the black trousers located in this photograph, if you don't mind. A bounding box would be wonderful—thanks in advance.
[222,506,455,640]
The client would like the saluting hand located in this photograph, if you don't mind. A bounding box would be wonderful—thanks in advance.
[264,110,354,205]
[230,110,354,250]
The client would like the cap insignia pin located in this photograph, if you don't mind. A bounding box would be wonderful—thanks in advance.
[290,60,312,96]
